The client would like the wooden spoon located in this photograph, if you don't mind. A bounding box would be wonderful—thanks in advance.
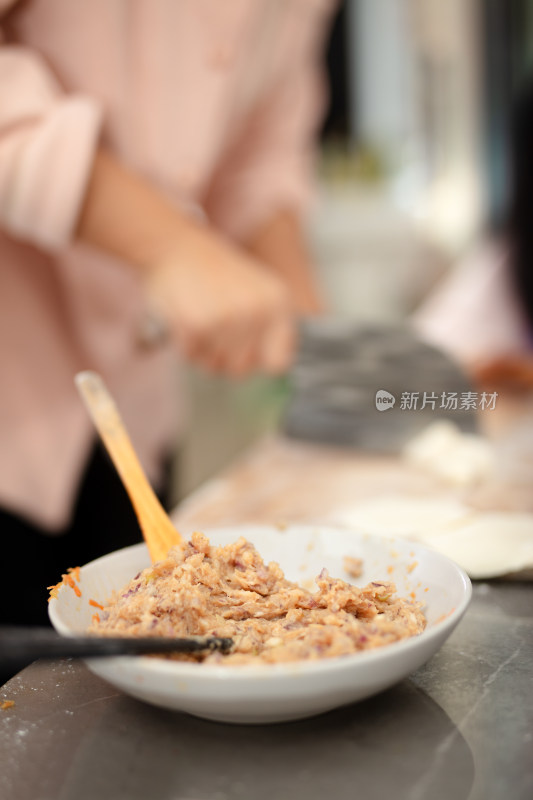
[75,371,181,563]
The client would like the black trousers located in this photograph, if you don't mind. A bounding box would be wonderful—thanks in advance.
[0,442,173,628]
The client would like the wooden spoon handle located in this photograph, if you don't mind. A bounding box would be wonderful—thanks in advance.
[75,371,181,563]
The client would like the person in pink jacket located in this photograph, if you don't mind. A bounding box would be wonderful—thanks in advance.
[0,0,334,628]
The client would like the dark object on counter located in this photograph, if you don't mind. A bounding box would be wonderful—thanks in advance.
[0,626,233,668]
[283,321,478,452]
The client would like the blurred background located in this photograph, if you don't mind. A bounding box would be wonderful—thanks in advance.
[177,0,533,499]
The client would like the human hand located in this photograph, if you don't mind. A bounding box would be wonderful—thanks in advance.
[75,150,296,375]
[145,224,296,377]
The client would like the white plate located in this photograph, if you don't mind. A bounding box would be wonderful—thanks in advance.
[49,524,471,724]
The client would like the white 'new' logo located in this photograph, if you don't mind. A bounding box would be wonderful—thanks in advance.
[375,390,396,411]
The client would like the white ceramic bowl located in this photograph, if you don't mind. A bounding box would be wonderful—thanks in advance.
[49,524,471,724]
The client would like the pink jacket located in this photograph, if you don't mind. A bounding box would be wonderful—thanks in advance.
[0,0,333,529]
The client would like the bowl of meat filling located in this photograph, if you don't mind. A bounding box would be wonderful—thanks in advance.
[48,524,471,724]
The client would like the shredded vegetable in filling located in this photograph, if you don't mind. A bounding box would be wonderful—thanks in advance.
[88,533,426,664]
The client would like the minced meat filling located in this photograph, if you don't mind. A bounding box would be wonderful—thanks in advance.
[89,532,426,664]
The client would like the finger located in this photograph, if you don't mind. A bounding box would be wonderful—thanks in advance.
[201,324,265,376]
[221,335,262,377]
[172,308,228,363]
[259,316,296,375]
[175,310,262,376]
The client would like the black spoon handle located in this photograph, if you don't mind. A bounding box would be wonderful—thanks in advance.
[0,626,233,664]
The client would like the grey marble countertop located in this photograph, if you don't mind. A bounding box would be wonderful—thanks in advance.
[1,580,531,800]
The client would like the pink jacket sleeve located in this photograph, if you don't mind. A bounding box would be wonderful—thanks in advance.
[204,1,334,242]
[0,7,101,250]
